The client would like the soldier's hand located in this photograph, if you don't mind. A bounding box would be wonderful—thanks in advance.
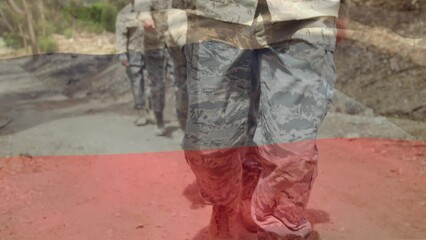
[143,18,156,31]
[121,60,129,68]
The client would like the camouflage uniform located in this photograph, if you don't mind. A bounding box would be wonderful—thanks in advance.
[115,3,146,110]
[137,0,188,129]
[167,44,188,130]
[174,0,340,239]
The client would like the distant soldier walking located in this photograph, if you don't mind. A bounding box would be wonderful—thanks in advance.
[137,0,188,132]
[115,0,149,126]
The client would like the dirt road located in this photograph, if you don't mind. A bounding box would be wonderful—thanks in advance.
[1,58,425,240]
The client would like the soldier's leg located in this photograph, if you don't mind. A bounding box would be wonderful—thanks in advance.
[252,19,337,239]
[165,50,176,84]
[168,46,188,131]
[145,48,167,135]
[240,56,262,233]
[127,52,148,126]
[183,41,254,238]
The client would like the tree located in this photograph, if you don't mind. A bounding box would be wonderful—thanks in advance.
[0,0,44,55]
[0,0,128,55]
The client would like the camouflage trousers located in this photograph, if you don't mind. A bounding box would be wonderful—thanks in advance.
[144,43,188,129]
[183,16,337,239]
[167,45,188,131]
[126,52,146,110]
[145,49,167,113]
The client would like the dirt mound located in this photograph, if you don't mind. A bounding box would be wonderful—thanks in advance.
[336,39,425,121]
[335,4,426,122]
[23,54,126,99]
[350,0,422,11]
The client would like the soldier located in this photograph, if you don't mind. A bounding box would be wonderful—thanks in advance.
[162,7,189,131]
[136,0,188,133]
[115,0,149,126]
[173,0,344,239]
[129,0,166,136]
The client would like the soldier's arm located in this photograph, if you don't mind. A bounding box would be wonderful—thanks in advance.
[150,0,168,28]
[136,0,167,32]
[135,0,153,23]
[115,11,128,62]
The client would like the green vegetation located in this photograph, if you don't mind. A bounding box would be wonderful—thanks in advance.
[0,0,127,54]
[63,2,119,33]
[37,36,58,53]
[101,4,118,32]
[3,33,24,50]
[63,28,74,39]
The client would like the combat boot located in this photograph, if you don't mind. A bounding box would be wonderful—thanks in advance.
[257,232,308,240]
[239,199,258,233]
[134,108,149,126]
[256,221,313,240]
[209,198,240,239]
[153,111,166,136]
[239,158,262,233]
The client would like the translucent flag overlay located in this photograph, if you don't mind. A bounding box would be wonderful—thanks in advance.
[1,1,425,240]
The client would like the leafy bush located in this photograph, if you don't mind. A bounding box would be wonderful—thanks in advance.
[64,5,102,23]
[3,33,23,49]
[54,13,74,34]
[101,5,118,32]
[62,2,118,33]
[63,28,74,39]
[77,21,104,34]
[37,37,58,53]
[39,21,56,36]
[64,3,107,23]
